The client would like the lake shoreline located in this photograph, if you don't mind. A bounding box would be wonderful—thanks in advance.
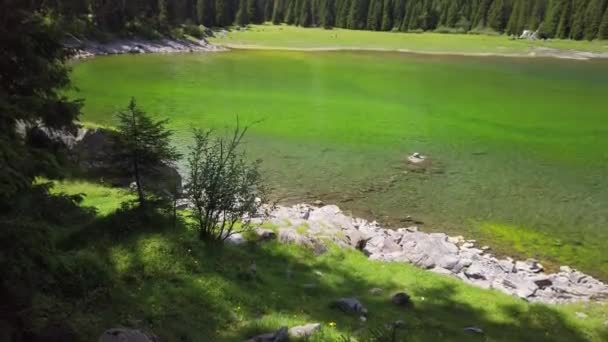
[219,43,608,60]
[254,202,608,304]
[67,37,226,59]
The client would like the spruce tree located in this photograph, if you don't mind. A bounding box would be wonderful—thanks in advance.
[113,98,181,208]
[236,0,249,25]
[321,0,336,28]
[392,0,405,29]
[569,0,587,40]
[299,0,313,26]
[600,6,608,39]
[367,0,383,30]
[584,0,606,40]
[380,0,393,30]
[556,0,573,38]
[488,0,507,32]
[247,0,258,23]
[285,0,296,23]
[272,0,284,23]
[197,0,216,26]
[506,0,524,35]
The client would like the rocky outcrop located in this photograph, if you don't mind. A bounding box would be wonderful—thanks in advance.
[67,37,226,59]
[262,204,608,304]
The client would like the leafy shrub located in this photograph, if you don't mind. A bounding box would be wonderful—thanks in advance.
[434,26,467,34]
[183,24,207,39]
[126,19,164,40]
[187,122,267,242]
[468,26,501,36]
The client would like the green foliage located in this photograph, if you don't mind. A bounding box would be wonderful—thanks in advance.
[0,1,81,203]
[599,5,608,39]
[186,123,266,242]
[113,98,181,207]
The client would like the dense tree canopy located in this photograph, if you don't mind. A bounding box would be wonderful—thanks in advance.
[28,0,608,43]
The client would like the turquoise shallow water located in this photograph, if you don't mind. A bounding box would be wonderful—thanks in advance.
[71,50,608,278]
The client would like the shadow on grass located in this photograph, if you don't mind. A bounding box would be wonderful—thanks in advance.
[43,195,600,342]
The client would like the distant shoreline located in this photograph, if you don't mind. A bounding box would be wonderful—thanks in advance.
[218,43,608,61]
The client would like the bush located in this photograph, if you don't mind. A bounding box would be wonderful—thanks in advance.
[468,26,501,36]
[434,26,467,34]
[125,19,164,40]
[183,24,207,39]
[186,122,267,242]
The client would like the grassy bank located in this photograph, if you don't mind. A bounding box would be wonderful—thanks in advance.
[209,24,608,55]
[44,180,608,341]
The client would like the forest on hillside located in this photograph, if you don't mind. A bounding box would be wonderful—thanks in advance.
[29,0,608,41]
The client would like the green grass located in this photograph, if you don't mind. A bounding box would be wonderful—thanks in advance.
[47,180,608,341]
[209,24,608,54]
[70,48,608,280]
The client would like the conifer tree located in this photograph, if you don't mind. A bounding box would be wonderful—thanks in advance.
[556,0,573,38]
[392,0,405,29]
[584,0,606,40]
[272,0,284,24]
[380,0,393,30]
[285,0,296,23]
[321,0,336,28]
[247,0,258,23]
[569,0,587,40]
[113,98,180,208]
[367,0,383,30]
[299,0,313,26]
[599,6,608,39]
[235,0,249,25]
[488,0,507,32]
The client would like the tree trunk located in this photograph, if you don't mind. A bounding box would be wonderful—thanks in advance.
[133,159,145,208]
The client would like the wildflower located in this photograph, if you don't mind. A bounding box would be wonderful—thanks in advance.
[328,322,337,328]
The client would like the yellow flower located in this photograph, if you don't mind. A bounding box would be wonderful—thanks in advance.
[328,322,337,328]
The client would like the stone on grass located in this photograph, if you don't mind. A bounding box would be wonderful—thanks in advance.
[99,328,158,342]
[288,323,321,338]
[463,326,484,334]
[245,327,288,342]
[256,228,276,241]
[391,292,412,307]
[226,233,246,246]
[331,298,368,316]
[369,287,383,295]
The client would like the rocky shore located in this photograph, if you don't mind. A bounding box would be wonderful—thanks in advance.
[66,37,225,59]
[245,203,608,305]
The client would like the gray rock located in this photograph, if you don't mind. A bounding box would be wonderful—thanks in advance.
[332,298,368,316]
[256,228,276,241]
[369,287,383,295]
[463,326,484,334]
[278,228,313,247]
[288,323,321,338]
[99,328,158,342]
[392,292,412,307]
[245,327,288,342]
[226,233,246,246]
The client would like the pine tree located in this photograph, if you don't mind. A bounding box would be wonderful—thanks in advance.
[556,0,573,38]
[348,0,368,29]
[299,0,313,26]
[584,0,606,40]
[446,0,459,28]
[392,0,405,29]
[285,0,296,23]
[600,6,608,39]
[246,0,258,23]
[473,0,493,28]
[380,0,393,30]
[488,0,507,32]
[197,0,216,26]
[113,98,180,208]
[321,0,336,28]
[367,0,383,30]
[235,0,249,25]
[569,0,587,40]
[506,0,525,35]
[272,0,284,24]
[528,0,547,29]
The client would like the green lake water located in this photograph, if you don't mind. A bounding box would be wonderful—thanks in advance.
[71,50,608,279]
